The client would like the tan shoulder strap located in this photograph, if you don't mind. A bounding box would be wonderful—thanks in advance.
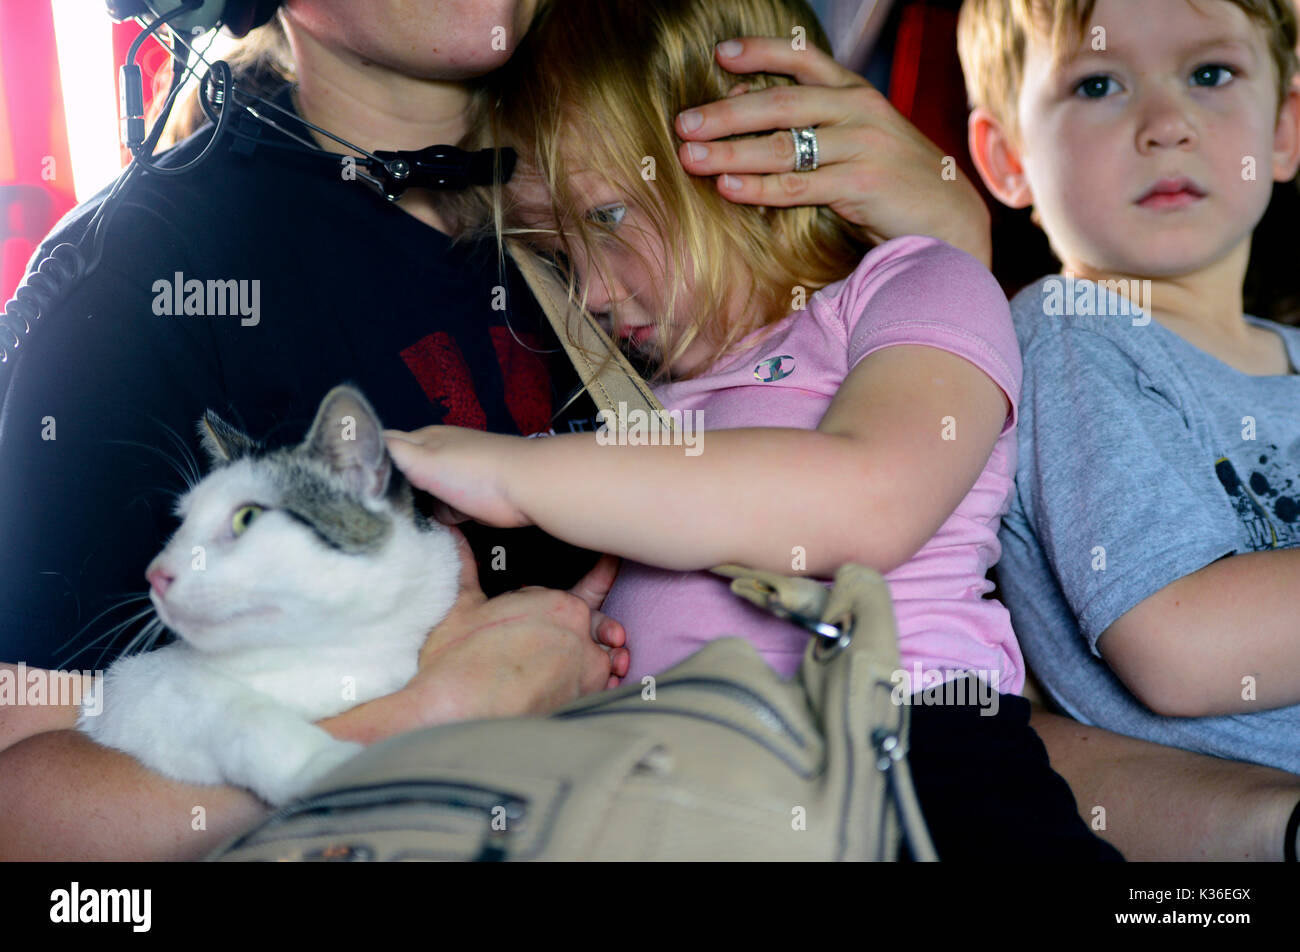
[508,238,763,589]
[508,239,669,421]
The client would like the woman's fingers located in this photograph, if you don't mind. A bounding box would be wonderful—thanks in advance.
[713,36,864,88]
[675,38,880,142]
[600,640,631,680]
[673,36,993,266]
[677,82,871,141]
[679,123,868,176]
[566,553,629,679]
[591,611,626,649]
[567,552,622,613]
[418,526,487,667]
[708,159,883,215]
[446,525,485,601]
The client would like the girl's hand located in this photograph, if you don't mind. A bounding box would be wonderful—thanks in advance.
[676,37,993,267]
[383,426,531,529]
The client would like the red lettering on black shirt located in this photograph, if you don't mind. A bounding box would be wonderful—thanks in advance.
[489,327,552,436]
[399,332,487,429]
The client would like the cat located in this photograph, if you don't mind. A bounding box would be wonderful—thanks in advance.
[77,384,461,806]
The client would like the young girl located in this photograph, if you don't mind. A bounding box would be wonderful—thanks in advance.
[386,0,1025,698]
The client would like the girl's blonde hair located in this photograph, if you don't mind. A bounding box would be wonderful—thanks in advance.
[484,0,868,383]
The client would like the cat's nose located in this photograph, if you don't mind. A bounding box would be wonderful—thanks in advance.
[146,563,175,598]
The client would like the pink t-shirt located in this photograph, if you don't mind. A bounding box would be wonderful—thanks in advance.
[600,236,1026,695]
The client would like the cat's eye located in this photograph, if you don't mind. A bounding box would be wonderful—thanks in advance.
[232,505,263,537]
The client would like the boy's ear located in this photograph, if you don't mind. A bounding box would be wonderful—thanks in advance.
[1271,77,1300,182]
[968,107,1034,209]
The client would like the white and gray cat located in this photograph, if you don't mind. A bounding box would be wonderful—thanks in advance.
[78,385,461,805]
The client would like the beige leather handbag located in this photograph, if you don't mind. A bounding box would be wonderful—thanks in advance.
[208,248,938,862]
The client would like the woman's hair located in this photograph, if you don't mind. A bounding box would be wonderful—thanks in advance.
[483,0,869,383]
[155,13,295,150]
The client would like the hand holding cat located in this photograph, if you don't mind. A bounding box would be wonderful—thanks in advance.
[319,527,629,744]
[395,528,627,724]
[677,38,993,267]
[384,426,532,529]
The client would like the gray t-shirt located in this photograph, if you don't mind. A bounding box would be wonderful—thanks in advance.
[998,275,1300,773]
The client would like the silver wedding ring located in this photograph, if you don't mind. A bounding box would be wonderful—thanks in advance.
[791,126,819,172]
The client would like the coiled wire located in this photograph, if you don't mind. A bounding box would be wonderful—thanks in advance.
[0,2,228,374]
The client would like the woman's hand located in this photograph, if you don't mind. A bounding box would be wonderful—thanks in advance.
[384,426,531,528]
[676,37,993,266]
[320,529,630,746]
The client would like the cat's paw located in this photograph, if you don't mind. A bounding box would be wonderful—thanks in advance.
[256,739,365,806]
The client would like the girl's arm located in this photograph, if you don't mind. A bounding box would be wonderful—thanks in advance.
[386,344,1010,577]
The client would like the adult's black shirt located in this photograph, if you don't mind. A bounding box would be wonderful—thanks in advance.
[0,87,601,670]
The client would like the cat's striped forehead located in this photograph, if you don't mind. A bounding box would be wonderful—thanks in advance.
[178,451,397,554]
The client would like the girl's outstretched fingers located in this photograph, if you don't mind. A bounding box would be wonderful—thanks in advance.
[383,427,531,529]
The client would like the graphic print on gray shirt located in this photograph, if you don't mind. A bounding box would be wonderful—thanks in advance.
[997,275,1300,774]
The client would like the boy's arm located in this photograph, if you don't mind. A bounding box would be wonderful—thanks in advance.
[1099,548,1300,716]
[390,344,1010,578]
[1007,324,1297,718]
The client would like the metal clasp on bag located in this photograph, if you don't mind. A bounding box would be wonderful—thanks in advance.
[763,592,853,662]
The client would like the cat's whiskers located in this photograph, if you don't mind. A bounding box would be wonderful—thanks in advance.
[104,436,199,496]
[149,416,205,490]
[50,592,148,662]
[53,594,159,670]
[89,603,168,670]
[122,487,187,517]
[52,419,204,670]
[120,615,169,658]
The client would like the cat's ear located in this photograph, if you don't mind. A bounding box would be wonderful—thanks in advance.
[303,385,392,499]
[198,411,260,467]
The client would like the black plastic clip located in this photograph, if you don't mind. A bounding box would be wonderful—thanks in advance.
[366,146,517,201]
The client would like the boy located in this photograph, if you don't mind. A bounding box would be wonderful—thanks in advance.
[958,0,1300,772]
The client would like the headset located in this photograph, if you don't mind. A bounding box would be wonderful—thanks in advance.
[105,0,281,39]
[0,0,514,391]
